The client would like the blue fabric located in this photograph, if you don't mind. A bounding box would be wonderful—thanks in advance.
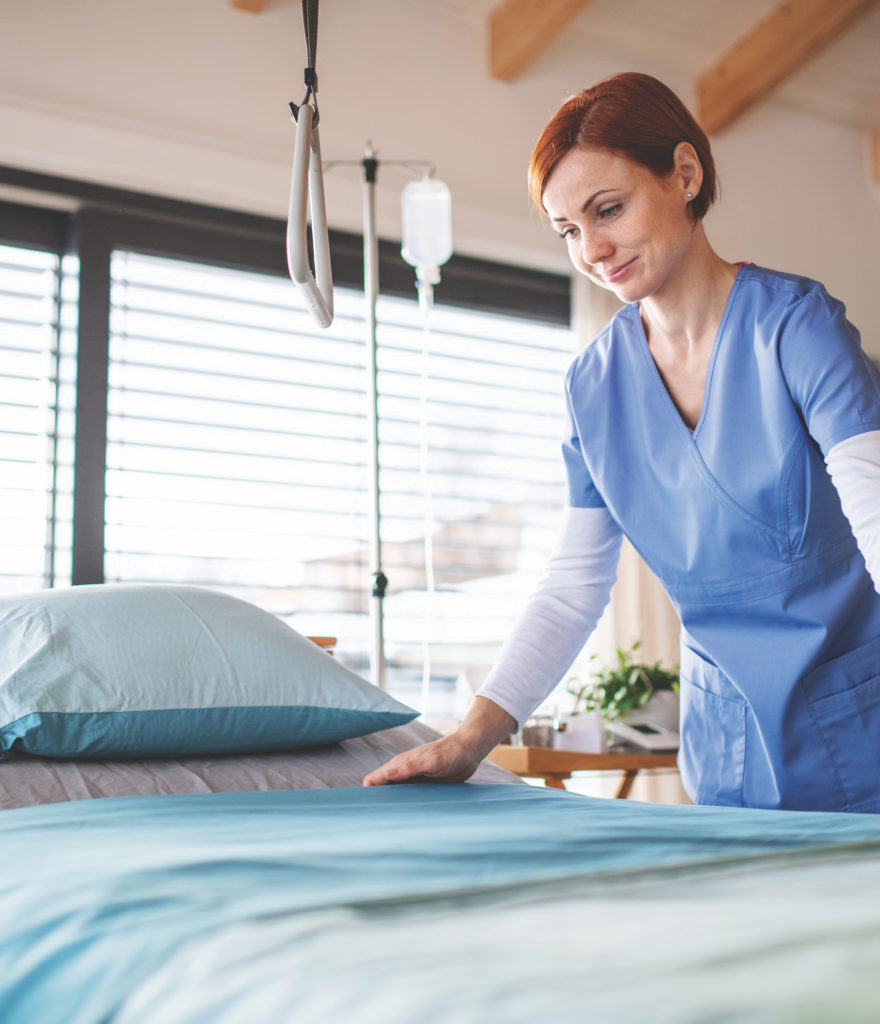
[2,784,880,1024]
[0,585,416,757]
[0,706,404,758]
[564,264,880,812]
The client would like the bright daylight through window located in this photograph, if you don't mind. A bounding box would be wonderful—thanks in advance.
[0,243,76,595]
[106,251,574,714]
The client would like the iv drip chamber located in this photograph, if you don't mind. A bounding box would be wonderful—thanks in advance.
[401,177,453,278]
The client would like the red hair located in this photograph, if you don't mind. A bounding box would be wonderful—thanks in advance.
[528,73,717,220]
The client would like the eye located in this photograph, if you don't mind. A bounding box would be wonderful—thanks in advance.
[558,226,578,241]
[598,203,622,220]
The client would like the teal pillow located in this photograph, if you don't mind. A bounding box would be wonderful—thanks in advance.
[0,585,416,758]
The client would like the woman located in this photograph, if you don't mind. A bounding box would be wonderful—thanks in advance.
[364,73,880,813]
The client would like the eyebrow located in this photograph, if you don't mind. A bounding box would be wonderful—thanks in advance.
[550,189,614,222]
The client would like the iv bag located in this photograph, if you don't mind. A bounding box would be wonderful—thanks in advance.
[401,178,453,273]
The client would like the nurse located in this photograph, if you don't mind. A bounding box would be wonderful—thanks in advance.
[364,72,880,813]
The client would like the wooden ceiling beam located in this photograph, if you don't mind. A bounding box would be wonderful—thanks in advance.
[489,0,593,82]
[698,0,880,135]
[231,0,268,12]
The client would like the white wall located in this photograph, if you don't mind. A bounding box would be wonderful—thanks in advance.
[1,0,878,353]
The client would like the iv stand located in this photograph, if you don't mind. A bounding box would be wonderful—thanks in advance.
[325,146,438,691]
[361,144,387,691]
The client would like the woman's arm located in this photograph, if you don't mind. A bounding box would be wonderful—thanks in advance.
[825,428,880,593]
[476,505,622,727]
[363,506,622,785]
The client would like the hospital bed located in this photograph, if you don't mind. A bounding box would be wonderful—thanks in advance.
[1,584,879,1023]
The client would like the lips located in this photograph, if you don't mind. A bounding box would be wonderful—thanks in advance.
[603,258,636,284]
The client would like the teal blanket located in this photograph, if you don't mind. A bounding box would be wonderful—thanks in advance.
[1,784,879,1023]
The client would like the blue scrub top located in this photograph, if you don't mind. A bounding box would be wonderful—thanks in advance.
[564,264,880,813]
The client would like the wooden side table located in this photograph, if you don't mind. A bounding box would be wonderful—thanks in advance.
[488,745,679,798]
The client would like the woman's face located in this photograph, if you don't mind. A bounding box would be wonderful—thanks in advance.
[542,145,698,304]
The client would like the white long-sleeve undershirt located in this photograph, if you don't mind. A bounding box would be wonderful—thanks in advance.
[475,429,880,731]
[476,506,622,729]
[825,428,880,591]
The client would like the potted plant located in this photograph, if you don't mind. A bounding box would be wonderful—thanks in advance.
[564,642,680,743]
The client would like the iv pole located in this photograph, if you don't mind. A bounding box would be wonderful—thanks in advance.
[361,144,387,691]
[304,144,446,692]
[353,145,444,692]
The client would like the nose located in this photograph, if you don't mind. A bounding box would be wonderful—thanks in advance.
[578,228,613,269]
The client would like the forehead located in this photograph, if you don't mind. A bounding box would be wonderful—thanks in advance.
[542,147,648,217]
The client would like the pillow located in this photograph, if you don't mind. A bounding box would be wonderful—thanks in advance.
[0,584,417,758]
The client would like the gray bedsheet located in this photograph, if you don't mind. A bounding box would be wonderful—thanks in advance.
[0,720,517,808]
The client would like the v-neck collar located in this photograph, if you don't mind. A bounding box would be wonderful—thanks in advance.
[633,266,747,441]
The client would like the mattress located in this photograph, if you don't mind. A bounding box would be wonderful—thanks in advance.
[0,719,517,809]
[1,782,879,1023]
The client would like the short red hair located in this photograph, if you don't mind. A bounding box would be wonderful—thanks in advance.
[528,73,717,220]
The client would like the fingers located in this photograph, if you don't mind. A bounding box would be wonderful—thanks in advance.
[362,749,436,786]
[362,740,473,787]
[362,756,408,786]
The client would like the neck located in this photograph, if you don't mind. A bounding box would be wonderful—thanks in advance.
[639,226,739,354]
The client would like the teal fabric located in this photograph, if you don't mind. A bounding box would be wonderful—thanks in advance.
[1,784,880,1023]
[0,585,415,757]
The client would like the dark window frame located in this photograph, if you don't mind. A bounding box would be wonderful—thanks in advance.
[0,165,571,587]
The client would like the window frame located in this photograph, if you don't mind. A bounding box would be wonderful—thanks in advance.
[0,165,571,591]
[0,199,73,591]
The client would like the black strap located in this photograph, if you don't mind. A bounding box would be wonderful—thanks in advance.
[301,0,319,87]
[290,0,320,125]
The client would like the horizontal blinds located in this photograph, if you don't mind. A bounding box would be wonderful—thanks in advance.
[375,294,571,682]
[107,251,573,705]
[0,244,75,594]
[105,252,369,603]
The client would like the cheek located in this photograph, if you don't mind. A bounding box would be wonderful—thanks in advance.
[570,253,600,280]
[564,241,588,273]
[650,206,692,248]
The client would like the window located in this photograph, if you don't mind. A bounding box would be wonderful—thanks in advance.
[375,292,572,709]
[106,250,573,711]
[0,242,76,594]
[0,174,571,714]
[105,252,371,610]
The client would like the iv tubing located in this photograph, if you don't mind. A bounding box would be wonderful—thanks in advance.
[417,278,437,714]
[286,103,334,328]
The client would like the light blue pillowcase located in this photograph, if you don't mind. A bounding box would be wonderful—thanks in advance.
[0,584,417,758]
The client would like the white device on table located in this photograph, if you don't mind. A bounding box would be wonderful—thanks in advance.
[608,719,680,751]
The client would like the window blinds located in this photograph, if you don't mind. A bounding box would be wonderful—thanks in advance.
[0,244,75,594]
[107,250,573,704]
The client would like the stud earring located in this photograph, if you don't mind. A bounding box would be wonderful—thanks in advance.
[686,192,694,199]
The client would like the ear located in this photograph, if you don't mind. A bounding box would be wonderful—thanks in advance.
[672,142,703,200]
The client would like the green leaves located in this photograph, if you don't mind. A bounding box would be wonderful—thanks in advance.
[567,642,679,722]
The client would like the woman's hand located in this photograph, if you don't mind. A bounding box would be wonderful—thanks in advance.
[362,733,481,786]
[362,696,518,787]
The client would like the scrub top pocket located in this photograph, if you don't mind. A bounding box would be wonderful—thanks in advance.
[803,635,880,814]
[679,649,747,807]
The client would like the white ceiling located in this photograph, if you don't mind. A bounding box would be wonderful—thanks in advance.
[433,0,880,130]
[1,0,878,283]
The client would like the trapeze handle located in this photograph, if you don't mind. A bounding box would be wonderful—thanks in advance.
[287,107,334,328]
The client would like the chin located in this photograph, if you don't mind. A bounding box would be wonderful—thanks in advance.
[607,281,646,304]
[588,269,648,304]
[587,274,624,298]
